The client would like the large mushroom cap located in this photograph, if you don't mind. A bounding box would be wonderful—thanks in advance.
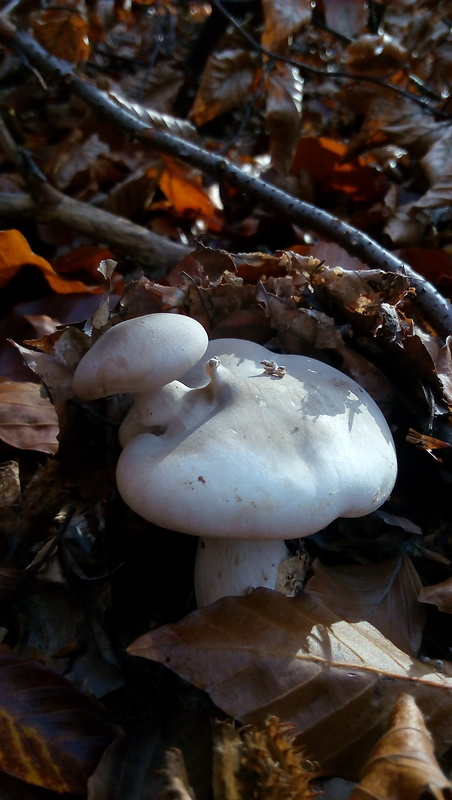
[116,339,397,540]
[73,313,208,400]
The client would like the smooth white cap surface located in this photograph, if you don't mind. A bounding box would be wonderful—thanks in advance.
[73,313,208,400]
[116,339,398,540]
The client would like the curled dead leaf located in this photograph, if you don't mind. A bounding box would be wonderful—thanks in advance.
[350,693,451,800]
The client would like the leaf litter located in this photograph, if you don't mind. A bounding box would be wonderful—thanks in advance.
[0,0,452,797]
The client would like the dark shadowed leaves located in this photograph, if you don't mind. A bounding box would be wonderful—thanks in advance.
[0,654,113,792]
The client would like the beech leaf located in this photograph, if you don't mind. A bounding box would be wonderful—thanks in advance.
[191,50,256,127]
[350,694,452,800]
[0,654,113,793]
[0,379,59,454]
[303,555,426,656]
[419,579,452,614]
[266,63,303,174]
[261,0,311,51]
[128,590,452,780]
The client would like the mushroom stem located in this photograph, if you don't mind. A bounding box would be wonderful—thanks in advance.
[194,538,306,606]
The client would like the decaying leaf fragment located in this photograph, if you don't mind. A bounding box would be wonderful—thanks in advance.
[161,716,317,800]
[212,716,317,800]
[350,694,452,800]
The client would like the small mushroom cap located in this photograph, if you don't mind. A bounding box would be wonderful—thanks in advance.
[116,339,397,540]
[73,313,208,400]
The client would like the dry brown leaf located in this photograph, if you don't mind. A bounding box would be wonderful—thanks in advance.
[266,63,303,174]
[261,0,311,51]
[0,378,58,454]
[350,693,451,800]
[303,555,426,656]
[191,50,257,127]
[419,579,452,614]
[324,0,368,38]
[13,342,77,439]
[128,590,452,780]
[32,7,90,63]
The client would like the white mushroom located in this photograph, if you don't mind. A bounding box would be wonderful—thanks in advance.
[113,338,398,605]
[72,313,209,444]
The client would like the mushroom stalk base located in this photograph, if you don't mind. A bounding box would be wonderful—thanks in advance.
[194,538,307,606]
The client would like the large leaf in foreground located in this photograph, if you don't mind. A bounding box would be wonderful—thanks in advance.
[128,591,452,780]
[0,654,112,793]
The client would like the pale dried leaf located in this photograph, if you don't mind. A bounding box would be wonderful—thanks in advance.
[324,0,368,38]
[303,555,426,656]
[13,343,75,437]
[266,63,303,174]
[0,379,58,454]
[420,125,452,186]
[350,694,452,800]
[436,336,452,405]
[128,590,452,780]
[107,88,199,141]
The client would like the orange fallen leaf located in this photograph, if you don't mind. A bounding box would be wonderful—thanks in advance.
[32,7,90,63]
[0,230,99,294]
[350,693,451,800]
[158,157,222,229]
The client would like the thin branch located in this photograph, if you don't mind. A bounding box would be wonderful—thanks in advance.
[0,113,189,274]
[0,16,451,335]
[0,189,190,273]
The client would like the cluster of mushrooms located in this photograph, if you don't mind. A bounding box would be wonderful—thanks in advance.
[73,313,398,606]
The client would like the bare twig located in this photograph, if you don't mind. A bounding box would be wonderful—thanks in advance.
[0,15,451,335]
[0,189,189,272]
[0,114,189,274]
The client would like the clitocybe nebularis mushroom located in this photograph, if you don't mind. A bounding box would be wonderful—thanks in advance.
[104,334,398,606]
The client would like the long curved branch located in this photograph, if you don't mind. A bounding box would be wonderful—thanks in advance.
[0,16,451,335]
[0,189,189,272]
